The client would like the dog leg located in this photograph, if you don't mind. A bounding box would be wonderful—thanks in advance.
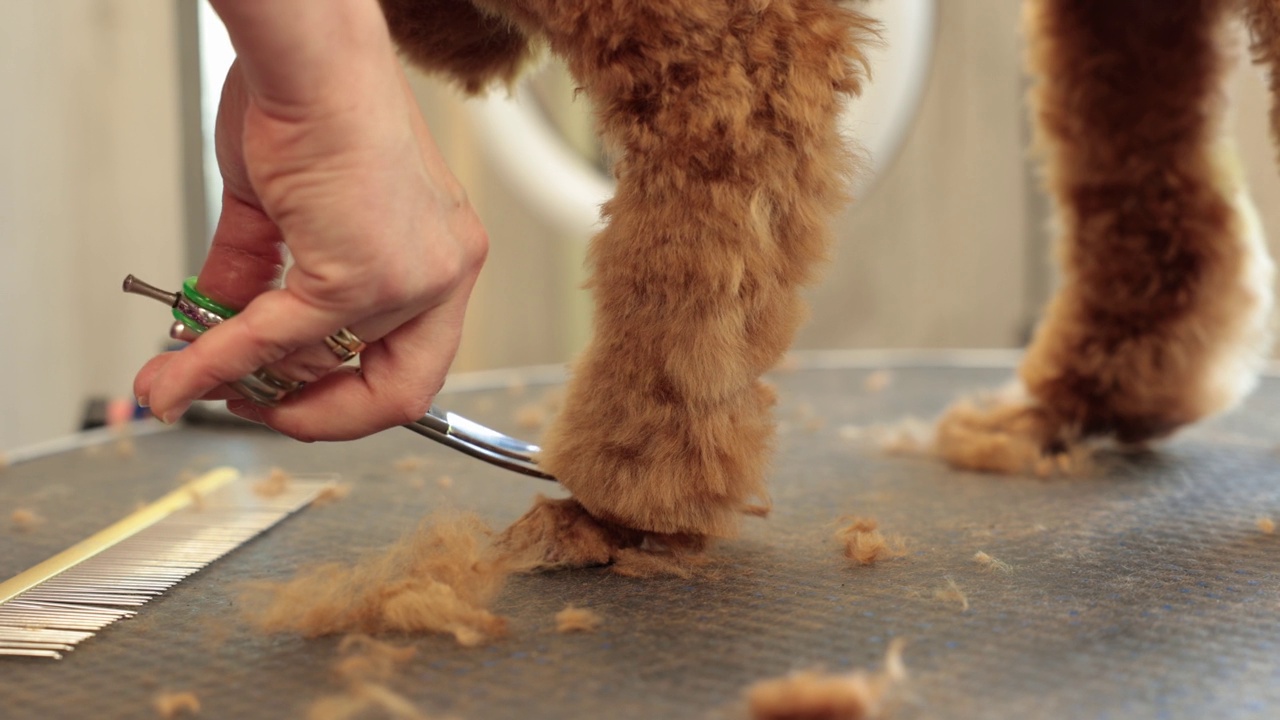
[937,0,1275,473]
[379,0,538,93]
[462,0,874,536]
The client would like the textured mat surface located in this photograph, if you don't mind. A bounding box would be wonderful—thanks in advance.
[1,352,1278,719]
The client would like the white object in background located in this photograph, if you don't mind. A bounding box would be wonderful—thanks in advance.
[467,1,937,352]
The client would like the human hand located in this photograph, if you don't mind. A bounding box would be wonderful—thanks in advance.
[134,0,487,441]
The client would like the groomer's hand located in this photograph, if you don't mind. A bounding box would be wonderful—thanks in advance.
[134,0,487,440]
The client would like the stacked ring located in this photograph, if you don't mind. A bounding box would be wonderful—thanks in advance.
[325,327,367,363]
[232,369,305,408]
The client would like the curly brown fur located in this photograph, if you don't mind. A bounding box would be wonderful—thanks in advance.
[938,0,1275,473]
[456,0,875,536]
[378,0,538,93]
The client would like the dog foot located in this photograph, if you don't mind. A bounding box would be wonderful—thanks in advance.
[934,385,1087,476]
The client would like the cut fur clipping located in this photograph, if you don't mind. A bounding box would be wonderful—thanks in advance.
[972,551,1012,574]
[332,635,417,682]
[245,497,707,646]
[241,514,515,647]
[152,691,200,719]
[252,467,292,499]
[307,635,426,720]
[835,517,906,567]
[314,483,353,506]
[393,456,426,473]
[307,684,430,720]
[555,605,603,633]
[10,508,42,532]
[745,639,906,720]
[934,578,969,612]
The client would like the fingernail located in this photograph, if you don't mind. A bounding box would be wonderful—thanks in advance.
[136,395,150,408]
[160,401,191,425]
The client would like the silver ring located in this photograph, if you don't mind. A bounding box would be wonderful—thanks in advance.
[324,327,366,363]
[232,368,304,407]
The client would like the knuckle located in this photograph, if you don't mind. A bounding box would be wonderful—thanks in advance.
[277,355,335,385]
[237,312,293,365]
[410,208,488,302]
[461,221,490,275]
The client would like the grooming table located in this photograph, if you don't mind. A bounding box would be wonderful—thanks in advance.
[2,350,1278,719]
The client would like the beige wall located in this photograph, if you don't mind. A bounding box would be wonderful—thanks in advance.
[800,1,1031,350]
[0,1,183,450]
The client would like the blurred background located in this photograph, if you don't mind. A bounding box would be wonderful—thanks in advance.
[2,1,1278,451]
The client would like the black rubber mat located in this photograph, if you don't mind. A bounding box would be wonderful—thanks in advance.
[2,351,1278,719]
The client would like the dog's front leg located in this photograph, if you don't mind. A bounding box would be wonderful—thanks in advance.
[469,0,875,537]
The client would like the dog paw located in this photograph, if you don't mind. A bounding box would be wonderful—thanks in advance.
[934,385,1087,476]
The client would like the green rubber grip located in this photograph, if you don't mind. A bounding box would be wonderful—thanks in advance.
[182,276,238,319]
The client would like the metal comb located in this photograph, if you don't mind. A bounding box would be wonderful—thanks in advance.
[0,468,330,659]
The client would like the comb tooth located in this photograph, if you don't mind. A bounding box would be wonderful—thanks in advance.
[1,476,334,659]
[41,576,176,589]
[34,580,171,593]
[0,608,123,624]
[35,578,172,590]
[3,617,117,629]
[0,647,66,659]
[14,595,150,607]
[0,628,95,642]
[57,571,186,582]
[5,601,137,617]
[0,643,76,654]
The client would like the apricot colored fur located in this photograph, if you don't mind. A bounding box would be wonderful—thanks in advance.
[386,0,871,534]
[378,0,537,93]
[938,0,1275,472]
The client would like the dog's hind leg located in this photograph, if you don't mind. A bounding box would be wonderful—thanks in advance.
[937,0,1275,473]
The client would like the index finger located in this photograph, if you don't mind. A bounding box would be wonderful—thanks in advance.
[196,191,287,311]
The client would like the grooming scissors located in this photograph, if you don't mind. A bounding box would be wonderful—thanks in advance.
[123,275,554,481]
